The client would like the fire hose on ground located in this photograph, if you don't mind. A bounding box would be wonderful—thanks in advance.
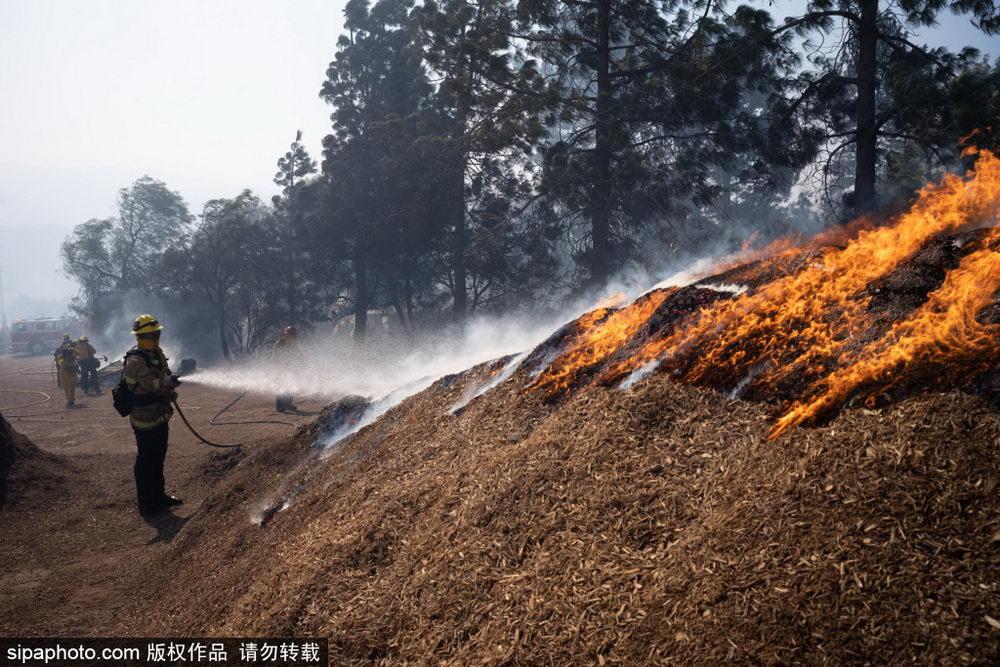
[170,391,298,449]
[0,389,52,412]
[171,399,243,448]
[1,389,126,423]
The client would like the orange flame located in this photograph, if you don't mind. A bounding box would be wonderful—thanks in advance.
[532,148,1000,435]
[772,225,1000,438]
[531,290,671,398]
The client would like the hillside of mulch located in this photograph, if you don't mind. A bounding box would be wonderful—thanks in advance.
[120,359,1000,664]
[0,412,66,509]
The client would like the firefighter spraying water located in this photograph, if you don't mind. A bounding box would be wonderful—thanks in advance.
[113,313,184,516]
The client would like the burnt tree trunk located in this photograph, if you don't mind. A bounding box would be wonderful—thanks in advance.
[353,248,368,340]
[591,0,613,286]
[853,0,879,215]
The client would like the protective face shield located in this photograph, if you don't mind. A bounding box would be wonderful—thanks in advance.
[136,331,161,351]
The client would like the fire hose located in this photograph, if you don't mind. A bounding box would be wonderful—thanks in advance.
[171,392,297,449]
[0,363,54,378]
[210,391,297,428]
[1,390,124,423]
[0,389,52,411]
[4,363,299,440]
[171,399,244,448]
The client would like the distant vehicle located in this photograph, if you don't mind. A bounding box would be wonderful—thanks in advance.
[9,317,85,356]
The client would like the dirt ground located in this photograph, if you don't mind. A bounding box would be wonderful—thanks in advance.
[0,353,324,637]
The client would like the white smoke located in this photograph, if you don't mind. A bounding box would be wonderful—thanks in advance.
[183,252,732,444]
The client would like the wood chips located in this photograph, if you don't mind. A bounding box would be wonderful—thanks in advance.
[116,361,1000,665]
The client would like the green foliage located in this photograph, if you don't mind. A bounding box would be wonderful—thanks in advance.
[274,130,318,194]
[59,0,998,351]
[61,176,190,330]
[777,0,1000,217]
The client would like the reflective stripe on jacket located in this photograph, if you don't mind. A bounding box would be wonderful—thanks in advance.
[124,347,175,430]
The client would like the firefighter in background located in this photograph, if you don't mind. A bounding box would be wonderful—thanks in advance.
[55,339,79,407]
[54,333,73,388]
[272,325,302,412]
[76,336,101,394]
[125,314,183,516]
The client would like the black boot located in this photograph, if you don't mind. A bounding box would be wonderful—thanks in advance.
[138,501,166,516]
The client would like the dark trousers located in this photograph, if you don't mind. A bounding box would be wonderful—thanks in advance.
[133,423,169,507]
[80,359,99,392]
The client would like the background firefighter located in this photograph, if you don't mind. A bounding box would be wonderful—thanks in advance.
[55,338,79,406]
[76,336,101,394]
[53,333,72,388]
[272,325,302,412]
[124,314,183,516]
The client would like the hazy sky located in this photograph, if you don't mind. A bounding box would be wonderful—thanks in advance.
[0,0,994,320]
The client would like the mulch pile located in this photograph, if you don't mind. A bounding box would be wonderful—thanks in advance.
[0,412,66,509]
[121,356,1000,663]
[109,226,1000,662]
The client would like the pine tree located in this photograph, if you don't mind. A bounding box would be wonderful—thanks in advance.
[777,0,999,217]
[413,0,549,319]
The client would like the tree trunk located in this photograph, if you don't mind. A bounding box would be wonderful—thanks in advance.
[853,0,878,215]
[353,248,368,340]
[388,273,409,333]
[451,79,470,322]
[452,150,468,320]
[591,0,613,286]
[286,214,297,325]
[218,305,230,361]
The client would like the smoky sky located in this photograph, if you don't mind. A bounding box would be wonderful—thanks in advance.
[0,0,993,320]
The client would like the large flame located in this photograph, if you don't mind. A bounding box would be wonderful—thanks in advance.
[530,290,671,397]
[772,225,1000,437]
[532,149,1000,436]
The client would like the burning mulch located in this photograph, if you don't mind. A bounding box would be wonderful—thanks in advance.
[109,151,1000,662]
[117,362,999,664]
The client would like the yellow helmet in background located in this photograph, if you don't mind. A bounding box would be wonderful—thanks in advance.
[132,314,163,335]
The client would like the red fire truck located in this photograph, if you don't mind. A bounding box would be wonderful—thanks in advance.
[9,317,85,356]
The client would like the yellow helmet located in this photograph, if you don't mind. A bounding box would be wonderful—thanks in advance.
[132,314,163,335]
[63,333,71,341]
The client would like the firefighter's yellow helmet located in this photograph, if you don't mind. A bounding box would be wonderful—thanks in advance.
[132,314,163,335]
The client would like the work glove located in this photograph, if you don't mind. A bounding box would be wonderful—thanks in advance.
[166,389,179,402]
[171,374,182,385]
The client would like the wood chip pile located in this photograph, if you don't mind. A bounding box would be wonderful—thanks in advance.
[121,361,1000,664]
[0,412,66,509]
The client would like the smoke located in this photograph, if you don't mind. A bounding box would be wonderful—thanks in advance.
[184,254,729,421]
[94,290,221,369]
[448,352,526,415]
